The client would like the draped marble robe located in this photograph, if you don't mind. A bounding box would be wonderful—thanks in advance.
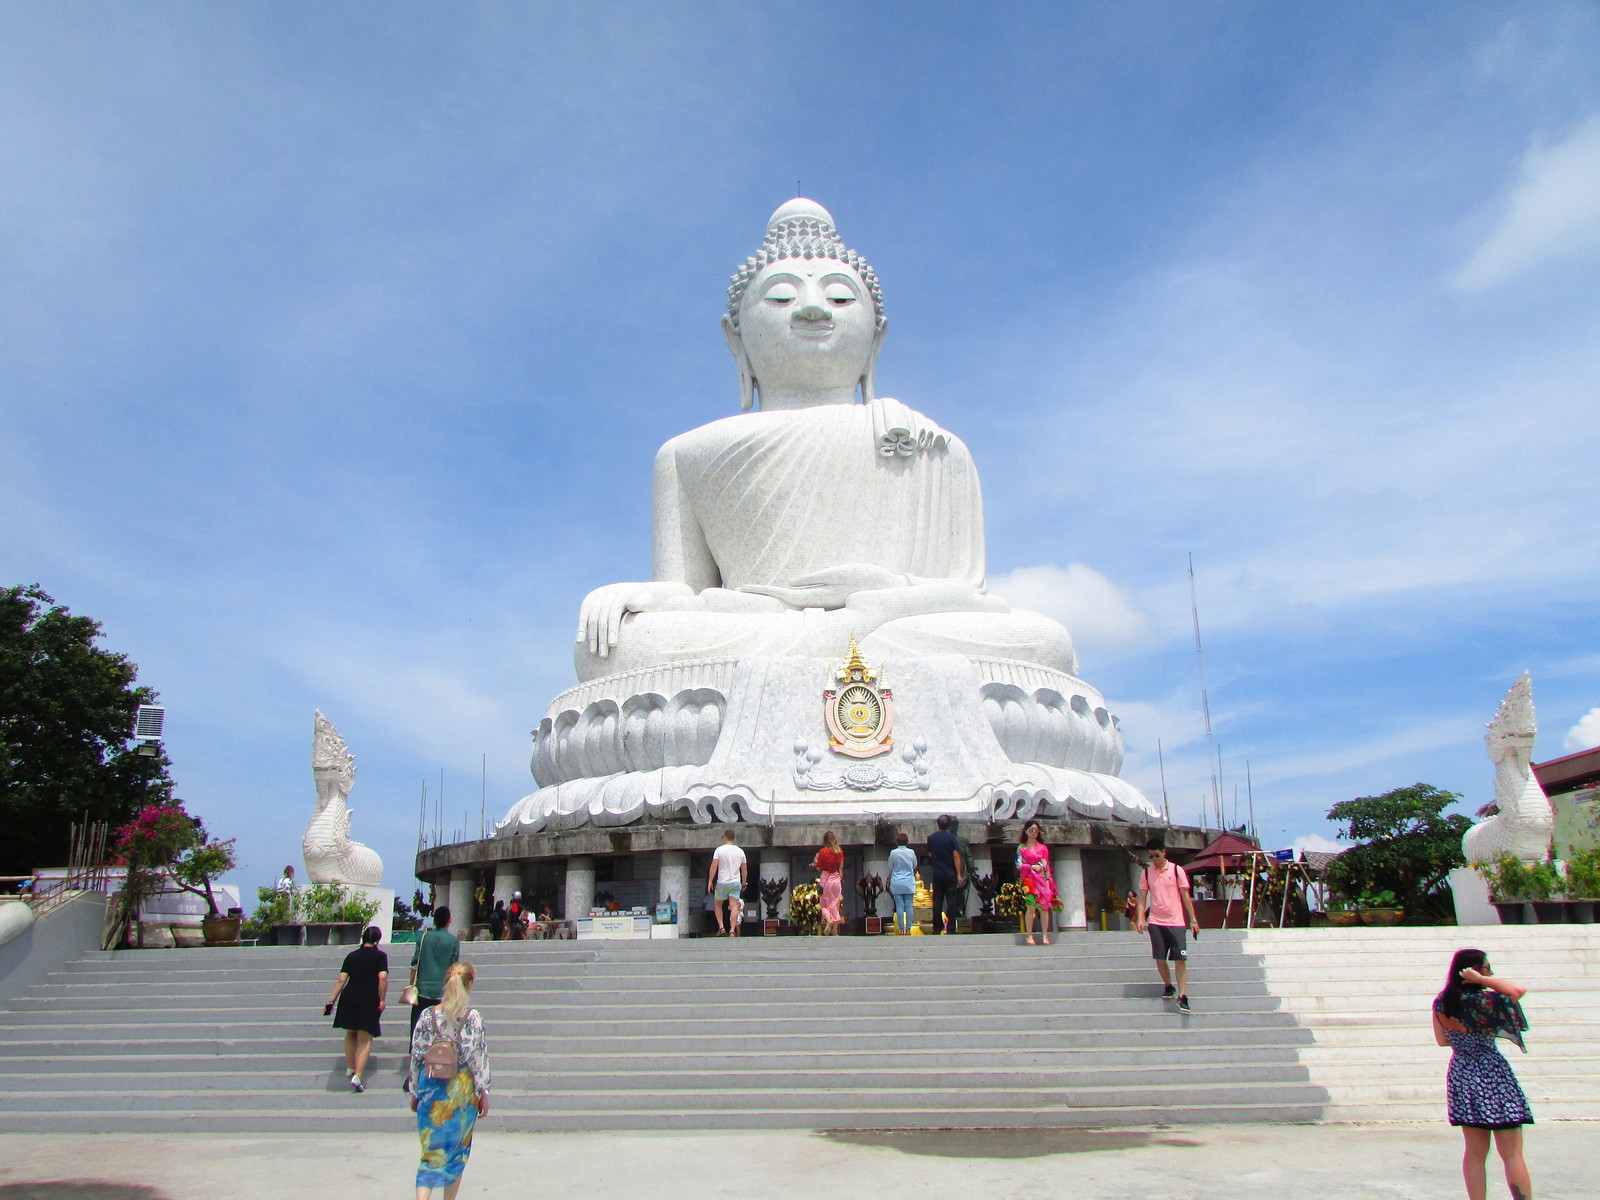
[576,396,1077,682]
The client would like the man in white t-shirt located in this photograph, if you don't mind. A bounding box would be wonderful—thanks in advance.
[1134,837,1201,1014]
[707,830,748,936]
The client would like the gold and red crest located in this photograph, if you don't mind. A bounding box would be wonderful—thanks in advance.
[823,638,894,758]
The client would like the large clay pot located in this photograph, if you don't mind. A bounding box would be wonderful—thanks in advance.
[1327,911,1360,927]
[201,915,241,946]
[1359,908,1405,926]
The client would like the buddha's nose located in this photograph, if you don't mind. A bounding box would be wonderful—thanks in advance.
[796,302,827,321]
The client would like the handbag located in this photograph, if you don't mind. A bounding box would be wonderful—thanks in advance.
[423,1013,461,1080]
[401,929,428,1006]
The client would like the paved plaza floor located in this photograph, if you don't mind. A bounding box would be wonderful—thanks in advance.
[0,1123,1590,1200]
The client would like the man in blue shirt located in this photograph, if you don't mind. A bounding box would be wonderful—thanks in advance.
[926,815,965,934]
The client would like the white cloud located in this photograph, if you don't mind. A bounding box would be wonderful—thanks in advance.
[1292,833,1347,855]
[987,563,1154,661]
[1455,111,1600,290]
[1566,708,1600,753]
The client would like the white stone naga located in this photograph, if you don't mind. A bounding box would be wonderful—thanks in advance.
[498,199,1160,833]
[1462,673,1555,866]
[302,710,383,886]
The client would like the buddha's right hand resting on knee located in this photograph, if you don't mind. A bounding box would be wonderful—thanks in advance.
[577,582,786,660]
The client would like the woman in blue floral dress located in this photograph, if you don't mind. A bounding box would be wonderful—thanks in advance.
[1431,949,1533,1200]
[409,962,491,1200]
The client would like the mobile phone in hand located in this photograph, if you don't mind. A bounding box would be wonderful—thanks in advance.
[323,1003,334,1016]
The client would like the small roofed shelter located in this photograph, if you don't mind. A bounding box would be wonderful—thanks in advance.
[1185,832,1263,875]
[1183,833,1314,929]
[1534,745,1600,857]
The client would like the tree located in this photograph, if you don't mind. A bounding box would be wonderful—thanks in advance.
[104,800,236,947]
[0,584,173,875]
[1324,783,1472,923]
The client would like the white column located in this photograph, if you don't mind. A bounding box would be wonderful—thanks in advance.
[759,855,790,920]
[659,850,691,924]
[1053,847,1087,930]
[563,855,595,920]
[446,868,475,934]
[493,862,522,910]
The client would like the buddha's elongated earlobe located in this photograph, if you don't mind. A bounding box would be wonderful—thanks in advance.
[722,313,757,411]
[859,316,888,404]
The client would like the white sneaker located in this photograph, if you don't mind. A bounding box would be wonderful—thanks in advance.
[350,1074,364,1092]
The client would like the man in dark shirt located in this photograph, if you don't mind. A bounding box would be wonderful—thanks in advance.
[926,814,965,934]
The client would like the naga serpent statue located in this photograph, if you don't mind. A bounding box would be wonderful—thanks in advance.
[1462,673,1554,867]
[302,710,384,886]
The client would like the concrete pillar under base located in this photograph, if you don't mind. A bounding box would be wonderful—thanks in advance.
[493,862,522,912]
[659,851,691,926]
[759,856,790,920]
[1053,847,1087,930]
[446,868,475,933]
[563,856,595,921]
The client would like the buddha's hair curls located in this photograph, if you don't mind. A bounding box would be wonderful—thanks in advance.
[726,214,884,327]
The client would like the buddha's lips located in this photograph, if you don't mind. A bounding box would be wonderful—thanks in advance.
[791,319,834,337]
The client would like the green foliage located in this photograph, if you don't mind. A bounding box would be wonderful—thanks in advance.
[104,799,234,943]
[1565,848,1600,900]
[788,881,824,934]
[303,880,380,926]
[1324,783,1471,924]
[0,585,174,875]
[250,884,299,933]
[1477,854,1562,902]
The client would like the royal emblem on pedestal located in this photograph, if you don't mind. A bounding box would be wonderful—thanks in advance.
[824,639,894,758]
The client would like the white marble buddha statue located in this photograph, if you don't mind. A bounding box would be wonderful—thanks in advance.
[574,198,1076,684]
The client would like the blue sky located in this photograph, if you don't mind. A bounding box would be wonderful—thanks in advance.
[5,2,1599,893]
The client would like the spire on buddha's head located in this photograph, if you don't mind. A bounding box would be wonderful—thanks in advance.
[726,197,884,327]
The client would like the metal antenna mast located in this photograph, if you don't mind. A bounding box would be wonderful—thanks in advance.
[1246,761,1257,841]
[1188,553,1223,832]
[1157,739,1172,826]
[480,752,487,839]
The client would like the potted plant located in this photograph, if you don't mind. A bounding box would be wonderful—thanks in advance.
[302,880,380,945]
[1356,889,1404,925]
[1477,855,1561,923]
[251,885,303,945]
[1563,848,1600,923]
[1325,897,1360,927]
[170,823,240,945]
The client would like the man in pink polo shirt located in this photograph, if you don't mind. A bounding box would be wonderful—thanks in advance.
[1134,837,1201,1014]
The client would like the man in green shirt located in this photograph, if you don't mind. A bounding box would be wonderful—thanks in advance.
[408,905,461,1036]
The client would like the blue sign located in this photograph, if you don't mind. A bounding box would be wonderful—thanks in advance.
[1272,849,1295,861]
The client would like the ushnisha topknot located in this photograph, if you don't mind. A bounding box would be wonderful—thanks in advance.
[726,198,884,327]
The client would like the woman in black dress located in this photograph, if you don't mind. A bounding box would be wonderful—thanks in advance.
[325,925,388,1092]
[1431,948,1533,1200]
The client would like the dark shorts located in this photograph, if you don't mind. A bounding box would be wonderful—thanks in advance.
[1148,923,1187,961]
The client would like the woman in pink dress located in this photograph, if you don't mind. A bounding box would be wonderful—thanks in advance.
[1016,820,1056,946]
[813,830,845,935]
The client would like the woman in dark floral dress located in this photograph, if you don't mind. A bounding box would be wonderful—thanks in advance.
[1431,948,1533,1200]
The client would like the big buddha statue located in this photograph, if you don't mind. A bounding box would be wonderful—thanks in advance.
[498,200,1157,834]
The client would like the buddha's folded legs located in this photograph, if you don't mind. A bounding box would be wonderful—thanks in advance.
[573,605,1078,683]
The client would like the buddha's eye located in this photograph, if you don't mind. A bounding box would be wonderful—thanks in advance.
[765,285,798,305]
[824,286,856,306]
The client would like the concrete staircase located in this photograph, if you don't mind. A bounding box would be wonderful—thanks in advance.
[0,932,1326,1132]
[1,927,1591,1133]
[1241,925,1600,1122]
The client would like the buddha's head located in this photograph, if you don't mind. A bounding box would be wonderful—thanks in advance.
[724,199,887,411]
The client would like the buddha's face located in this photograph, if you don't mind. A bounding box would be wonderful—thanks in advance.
[733,259,883,399]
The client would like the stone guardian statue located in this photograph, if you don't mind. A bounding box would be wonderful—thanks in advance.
[302,710,384,886]
[1462,673,1555,866]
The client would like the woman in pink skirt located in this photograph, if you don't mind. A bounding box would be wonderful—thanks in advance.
[813,830,845,935]
[1016,820,1056,946]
